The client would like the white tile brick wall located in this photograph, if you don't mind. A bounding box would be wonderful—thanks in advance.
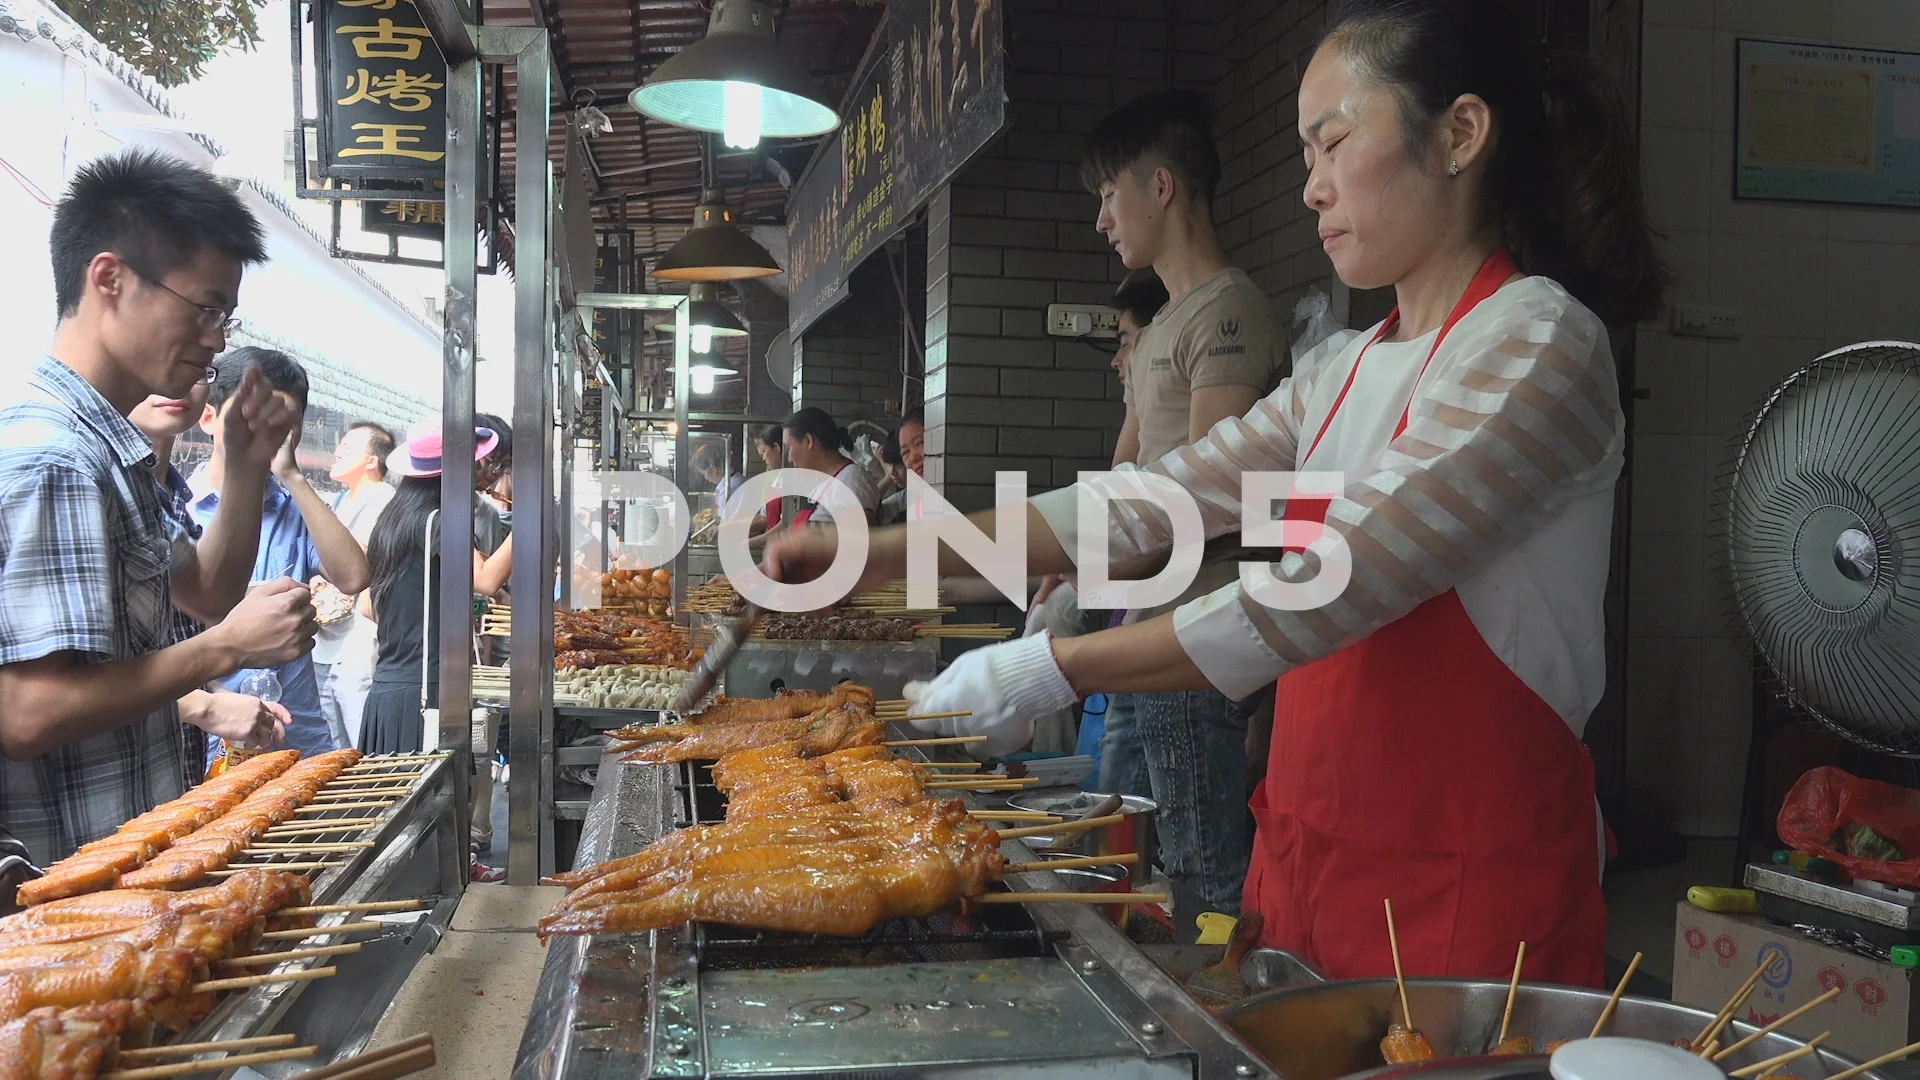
[1630,0,1920,836]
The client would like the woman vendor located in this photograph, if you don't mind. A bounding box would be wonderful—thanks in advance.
[764,0,1663,988]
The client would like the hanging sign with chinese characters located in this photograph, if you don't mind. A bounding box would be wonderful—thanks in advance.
[314,0,449,181]
[360,194,446,239]
[787,0,1005,337]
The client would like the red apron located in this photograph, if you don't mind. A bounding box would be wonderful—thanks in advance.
[789,463,854,529]
[1243,250,1607,988]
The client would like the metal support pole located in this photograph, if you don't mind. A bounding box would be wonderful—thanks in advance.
[671,297,690,617]
[438,51,482,881]
[489,23,555,886]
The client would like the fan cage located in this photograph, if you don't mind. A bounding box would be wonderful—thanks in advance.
[1717,341,1920,758]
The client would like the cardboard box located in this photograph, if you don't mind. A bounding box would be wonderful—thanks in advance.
[1672,903,1920,1062]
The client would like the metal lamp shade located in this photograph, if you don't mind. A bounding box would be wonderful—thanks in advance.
[653,191,782,282]
[627,0,839,140]
[690,284,748,337]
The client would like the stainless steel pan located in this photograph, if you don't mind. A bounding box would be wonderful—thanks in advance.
[1222,950,1877,1080]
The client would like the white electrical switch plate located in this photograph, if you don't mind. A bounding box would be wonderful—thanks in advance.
[1047,303,1121,339]
[1670,304,1742,340]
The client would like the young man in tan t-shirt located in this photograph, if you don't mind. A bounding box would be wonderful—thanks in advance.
[1084,89,1286,924]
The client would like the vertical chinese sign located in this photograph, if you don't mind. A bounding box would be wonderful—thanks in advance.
[315,0,449,184]
[787,0,1005,337]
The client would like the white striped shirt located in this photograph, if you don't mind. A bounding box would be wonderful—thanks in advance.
[1032,276,1624,733]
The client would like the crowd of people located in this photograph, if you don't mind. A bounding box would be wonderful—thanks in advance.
[0,149,521,895]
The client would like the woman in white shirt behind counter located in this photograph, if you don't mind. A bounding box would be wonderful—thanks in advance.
[766,0,1665,990]
[781,407,878,528]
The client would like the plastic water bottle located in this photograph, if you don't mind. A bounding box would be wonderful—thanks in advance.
[238,669,282,704]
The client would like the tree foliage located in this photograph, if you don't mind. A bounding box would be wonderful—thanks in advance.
[62,0,270,87]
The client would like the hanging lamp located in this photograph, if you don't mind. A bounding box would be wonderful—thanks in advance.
[686,283,748,352]
[652,189,782,282]
[629,0,840,149]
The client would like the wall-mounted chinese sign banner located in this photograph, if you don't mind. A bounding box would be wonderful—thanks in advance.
[315,0,449,181]
[787,0,1006,338]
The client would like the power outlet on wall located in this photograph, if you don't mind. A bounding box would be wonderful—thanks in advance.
[1046,303,1121,339]
[1670,303,1742,340]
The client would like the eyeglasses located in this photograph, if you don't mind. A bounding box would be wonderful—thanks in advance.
[123,260,241,336]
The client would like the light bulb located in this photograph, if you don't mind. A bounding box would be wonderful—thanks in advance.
[691,366,717,394]
[690,323,714,353]
[722,81,762,150]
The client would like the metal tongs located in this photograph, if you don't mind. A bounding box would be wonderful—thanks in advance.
[671,602,760,714]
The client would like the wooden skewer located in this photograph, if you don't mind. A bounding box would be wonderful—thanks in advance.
[209,862,343,874]
[1498,941,1526,1046]
[924,778,1041,790]
[1827,1035,1920,1080]
[1692,961,1768,1050]
[244,842,376,853]
[1727,1032,1828,1078]
[969,811,1062,822]
[294,1033,436,1080]
[892,710,974,722]
[1004,852,1139,873]
[1591,950,1641,1038]
[1714,986,1843,1060]
[258,921,382,940]
[997,813,1125,840]
[118,1034,298,1059]
[263,818,386,837]
[1701,1039,1720,1058]
[276,900,422,917]
[1385,898,1416,1037]
[294,800,396,814]
[102,1046,318,1080]
[311,787,413,800]
[189,965,337,994]
[218,942,363,967]
[883,736,988,747]
[976,891,1168,904]
[326,773,424,787]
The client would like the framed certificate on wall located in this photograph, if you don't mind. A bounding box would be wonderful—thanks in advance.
[1735,37,1920,208]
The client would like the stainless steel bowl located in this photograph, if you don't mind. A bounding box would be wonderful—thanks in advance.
[1220,952,1877,1080]
[1006,790,1156,885]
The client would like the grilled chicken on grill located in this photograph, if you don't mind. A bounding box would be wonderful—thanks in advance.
[618,705,884,765]
[0,1000,146,1080]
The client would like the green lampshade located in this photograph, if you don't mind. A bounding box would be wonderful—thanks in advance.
[628,0,840,142]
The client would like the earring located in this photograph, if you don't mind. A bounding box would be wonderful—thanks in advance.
[1449,159,1460,177]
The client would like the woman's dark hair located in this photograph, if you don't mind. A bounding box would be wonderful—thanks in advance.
[367,476,441,614]
[475,412,513,467]
[880,427,902,468]
[1110,269,1170,327]
[782,407,852,455]
[1322,0,1664,325]
[758,424,783,449]
[692,441,727,473]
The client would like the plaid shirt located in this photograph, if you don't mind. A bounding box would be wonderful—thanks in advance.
[0,356,192,863]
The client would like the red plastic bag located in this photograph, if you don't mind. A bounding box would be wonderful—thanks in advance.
[1777,766,1920,888]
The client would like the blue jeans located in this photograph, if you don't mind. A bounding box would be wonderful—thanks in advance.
[1097,693,1151,798]
[1134,689,1252,917]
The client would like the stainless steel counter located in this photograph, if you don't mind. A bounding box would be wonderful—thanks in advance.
[179,752,468,1077]
[512,745,1277,1080]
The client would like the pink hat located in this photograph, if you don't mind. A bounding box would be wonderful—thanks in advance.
[388,427,500,478]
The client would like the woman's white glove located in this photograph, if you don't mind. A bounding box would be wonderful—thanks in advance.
[903,630,1078,757]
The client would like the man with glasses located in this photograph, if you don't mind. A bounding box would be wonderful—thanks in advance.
[0,149,319,865]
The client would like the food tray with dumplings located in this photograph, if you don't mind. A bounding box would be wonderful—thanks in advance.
[2,749,465,1078]
[510,684,1279,1080]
